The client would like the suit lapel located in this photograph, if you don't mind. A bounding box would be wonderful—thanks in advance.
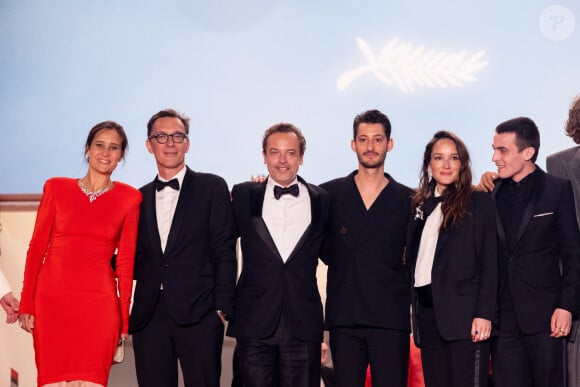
[163,168,193,258]
[142,182,164,257]
[513,169,545,249]
[491,180,508,250]
[567,148,580,226]
[492,169,546,253]
[566,147,580,183]
[285,177,320,264]
[249,181,282,260]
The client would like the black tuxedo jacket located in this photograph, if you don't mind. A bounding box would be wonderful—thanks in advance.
[321,366,336,387]
[406,191,498,344]
[492,167,580,334]
[129,167,237,332]
[226,176,330,343]
[320,171,414,332]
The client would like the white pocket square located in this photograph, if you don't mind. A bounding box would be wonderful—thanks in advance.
[533,212,554,217]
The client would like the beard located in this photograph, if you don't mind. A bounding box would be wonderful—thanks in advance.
[357,151,386,169]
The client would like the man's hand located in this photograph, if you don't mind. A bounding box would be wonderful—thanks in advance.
[216,310,228,325]
[550,308,572,338]
[475,171,498,192]
[0,292,19,324]
[471,317,492,343]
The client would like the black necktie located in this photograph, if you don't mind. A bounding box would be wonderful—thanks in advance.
[154,177,180,191]
[274,184,299,200]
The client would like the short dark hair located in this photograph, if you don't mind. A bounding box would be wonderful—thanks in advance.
[495,117,540,162]
[353,109,391,140]
[147,108,190,136]
[566,95,580,144]
[85,121,128,160]
[262,123,306,156]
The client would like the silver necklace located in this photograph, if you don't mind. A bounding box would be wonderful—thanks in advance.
[78,179,113,203]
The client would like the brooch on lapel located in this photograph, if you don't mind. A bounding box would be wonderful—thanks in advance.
[414,205,424,221]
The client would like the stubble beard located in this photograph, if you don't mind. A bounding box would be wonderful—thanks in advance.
[358,153,386,170]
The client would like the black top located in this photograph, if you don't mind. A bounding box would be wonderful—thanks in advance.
[496,167,540,253]
[320,171,414,331]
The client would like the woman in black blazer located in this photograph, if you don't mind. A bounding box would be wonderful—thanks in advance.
[407,131,497,387]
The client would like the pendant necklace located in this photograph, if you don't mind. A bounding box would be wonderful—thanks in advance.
[78,179,113,203]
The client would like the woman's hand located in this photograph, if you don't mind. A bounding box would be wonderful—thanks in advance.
[471,317,491,343]
[18,313,34,333]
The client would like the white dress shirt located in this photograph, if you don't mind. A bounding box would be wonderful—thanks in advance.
[0,269,12,297]
[155,167,186,253]
[414,192,444,287]
[262,178,311,262]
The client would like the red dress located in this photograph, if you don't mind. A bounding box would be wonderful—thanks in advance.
[19,178,142,386]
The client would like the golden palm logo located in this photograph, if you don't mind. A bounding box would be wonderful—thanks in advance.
[338,37,489,94]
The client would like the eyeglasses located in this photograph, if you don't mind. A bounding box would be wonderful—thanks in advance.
[148,132,188,144]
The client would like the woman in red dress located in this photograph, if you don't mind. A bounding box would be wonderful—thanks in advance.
[18,121,142,387]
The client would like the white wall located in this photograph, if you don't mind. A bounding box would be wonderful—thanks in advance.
[0,209,38,387]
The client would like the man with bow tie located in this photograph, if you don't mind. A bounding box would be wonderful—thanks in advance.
[227,123,331,387]
[130,109,237,387]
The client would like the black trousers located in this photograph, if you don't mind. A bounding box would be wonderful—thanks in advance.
[491,296,565,387]
[329,326,409,387]
[236,312,321,387]
[132,294,224,387]
[417,303,491,387]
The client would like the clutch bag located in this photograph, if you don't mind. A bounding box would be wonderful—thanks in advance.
[113,338,125,364]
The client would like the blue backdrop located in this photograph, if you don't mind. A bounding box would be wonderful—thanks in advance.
[1,0,579,193]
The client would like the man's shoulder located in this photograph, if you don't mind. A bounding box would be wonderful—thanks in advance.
[319,173,354,191]
[547,146,580,163]
[187,169,228,185]
[304,181,331,201]
[232,180,261,192]
[544,173,574,197]
[386,175,414,196]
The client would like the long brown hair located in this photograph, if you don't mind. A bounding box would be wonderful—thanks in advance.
[413,131,473,229]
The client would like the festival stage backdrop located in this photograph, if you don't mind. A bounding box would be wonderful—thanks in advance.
[1,0,579,193]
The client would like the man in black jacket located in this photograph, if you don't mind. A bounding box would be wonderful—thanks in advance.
[489,117,580,387]
[321,109,413,387]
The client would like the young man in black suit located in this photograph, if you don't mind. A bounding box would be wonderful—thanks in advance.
[227,123,331,387]
[489,117,580,387]
[130,109,237,387]
[320,109,414,387]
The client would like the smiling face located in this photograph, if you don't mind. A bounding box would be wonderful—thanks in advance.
[146,116,190,178]
[85,129,123,177]
[429,138,461,193]
[492,131,535,182]
[351,122,393,169]
[263,131,303,187]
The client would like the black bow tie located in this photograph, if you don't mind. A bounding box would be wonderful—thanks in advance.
[154,177,180,191]
[274,184,299,200]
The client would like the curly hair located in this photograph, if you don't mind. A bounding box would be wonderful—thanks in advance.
[566,95,580,144]
[412,131,473,229]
